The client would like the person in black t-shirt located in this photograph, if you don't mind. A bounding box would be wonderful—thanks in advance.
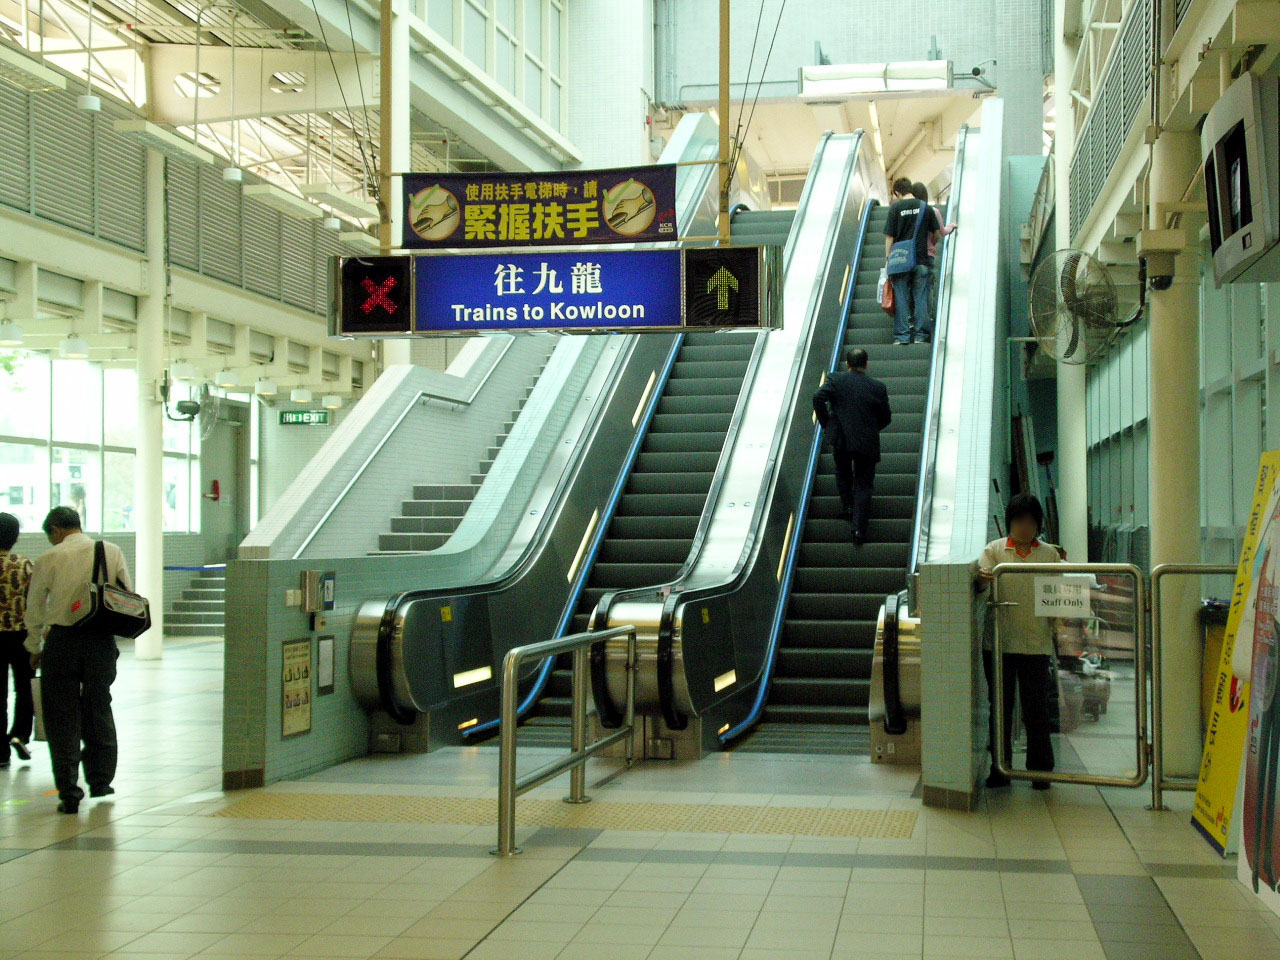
[883,178,941,345]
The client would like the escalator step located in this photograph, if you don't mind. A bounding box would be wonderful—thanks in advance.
[658,394,738,415]
[588,561,683,587]
[798,542,909,567]
[618,492,709,516]
[609,515,699,539]
[635,451,721,473]
[762,703,870,725]
[649,412,736,433]
[627,472,716,495]
[643,431,736,453]
[791,566,906,594]
[768,676,869,707]
[777,649,873,678]
[663,377,747,397]
[788,592,889,620]
[598,539,693,564]
[807,494,917,521]
[782,619,878,648]
[802,517,913,542]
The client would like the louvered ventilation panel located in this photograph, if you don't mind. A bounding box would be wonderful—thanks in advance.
[33,92,93,233]
[166,159,200,271]
[198,166,242,287]
[94,118,146,252]
[0,84,29,212]
[241,197,282,300]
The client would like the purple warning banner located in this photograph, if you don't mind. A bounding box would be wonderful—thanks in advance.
[401,164,678,249]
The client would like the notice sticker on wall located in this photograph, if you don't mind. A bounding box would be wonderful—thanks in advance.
[1033,575,1093,618]
[281,638,313,737]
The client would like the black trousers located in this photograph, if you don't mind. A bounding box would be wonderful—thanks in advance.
[983,650,1056,774]
[833,447,877,537]
[41,627,118,802]
[1,629,34,757]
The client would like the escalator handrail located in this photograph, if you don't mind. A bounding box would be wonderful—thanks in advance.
[907,125,970,582]
[461,333,685,738]
[718,198,878,744]
[655,132,870,730]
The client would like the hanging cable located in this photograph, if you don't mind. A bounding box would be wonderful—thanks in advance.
[730,0,788,178]
[341,0,379,199]
[732,0,769,156]
[308,0,377,198]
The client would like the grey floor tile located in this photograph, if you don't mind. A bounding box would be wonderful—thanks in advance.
[1085,904,1181,926]
[1077,875,1170,907]
[1093,921,1198,946]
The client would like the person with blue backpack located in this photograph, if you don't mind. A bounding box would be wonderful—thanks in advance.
[883,177,941,345]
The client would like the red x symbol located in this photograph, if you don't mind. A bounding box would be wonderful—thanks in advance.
[360,276,398,315]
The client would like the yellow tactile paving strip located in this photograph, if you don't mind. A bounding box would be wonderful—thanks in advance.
[214,792,918,838]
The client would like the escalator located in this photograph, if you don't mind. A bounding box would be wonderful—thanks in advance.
[531,211,795,725]
[754,205,932,745]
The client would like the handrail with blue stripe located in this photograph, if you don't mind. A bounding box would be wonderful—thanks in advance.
[719,198,878,744]
[462,334,684,739]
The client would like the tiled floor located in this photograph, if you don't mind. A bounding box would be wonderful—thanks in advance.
[2,641,1279,960]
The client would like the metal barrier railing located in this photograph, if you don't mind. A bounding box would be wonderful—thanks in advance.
[992,562,1149,788]
[495,624,637,857]
[1149,563,1237,811]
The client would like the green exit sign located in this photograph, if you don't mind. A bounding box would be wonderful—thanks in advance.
[279,410,330,426]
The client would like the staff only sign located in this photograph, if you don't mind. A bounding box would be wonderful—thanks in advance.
[401,165,679,249]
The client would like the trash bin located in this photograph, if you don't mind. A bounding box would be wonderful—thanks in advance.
[1201,599,1229,729]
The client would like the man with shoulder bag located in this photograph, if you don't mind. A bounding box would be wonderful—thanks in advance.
[25,507,148,813]
[883,177,941,345]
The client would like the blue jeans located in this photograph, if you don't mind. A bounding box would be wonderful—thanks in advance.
[891,262,932,342]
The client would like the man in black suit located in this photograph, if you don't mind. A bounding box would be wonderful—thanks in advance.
[812,348,893,545]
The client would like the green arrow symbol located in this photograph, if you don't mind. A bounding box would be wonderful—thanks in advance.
[707,266,739,310]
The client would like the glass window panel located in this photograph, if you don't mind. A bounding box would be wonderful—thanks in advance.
[549,80,561,129]
[497,35,516,91]
[163,456,188,532]
[525,59,542,115]
[51,360,102,445]
[52,446,100,532]
[427,0,454,41]
[103,368,137,448]
[497,0,515,30]
[189,458,201,533]
[103,451,134,531]
[464,3,488,68]
[524,0,542,58]
[0,442,48,532]
[0,351,50,439]
[164,382,192,455]
[549,3,561,74]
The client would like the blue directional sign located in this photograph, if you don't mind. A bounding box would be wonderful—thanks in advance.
[415,249,684,333]
[333,246,781,337]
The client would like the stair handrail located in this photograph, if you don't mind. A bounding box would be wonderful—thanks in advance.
[906,125,970,591]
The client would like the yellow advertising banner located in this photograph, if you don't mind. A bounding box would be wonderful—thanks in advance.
[1194,450,1280,852]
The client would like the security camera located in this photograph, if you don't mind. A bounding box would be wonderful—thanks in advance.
[1142,251,1176,291]
[972,65,985,77]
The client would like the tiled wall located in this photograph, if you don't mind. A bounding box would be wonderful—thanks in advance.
[223,553,448,786]
[568,1,655,166]
[259,404,351,519]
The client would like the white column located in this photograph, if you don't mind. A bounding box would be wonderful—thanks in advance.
[1148,130,1203,777]
[134,150,167,659]
[1053,0,1087,561]
[380,0,412,369]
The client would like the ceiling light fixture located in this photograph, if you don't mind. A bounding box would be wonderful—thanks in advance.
[0,321,24,346]
[254,379,278,397]
[321,394,343,410]
[59,334,90,359]
[214,369,239,388]
[290,388,313,403]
